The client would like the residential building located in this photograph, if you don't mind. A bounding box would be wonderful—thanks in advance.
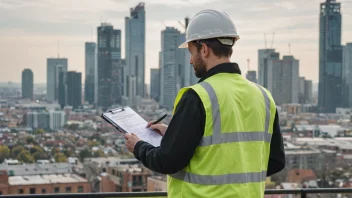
[26,111,66,130]
[0,172,90,195]
[147,176,167,192]
[26,111,50,129]
[21,69,33,100]
[49,110,66,130]
[318,0,343,113]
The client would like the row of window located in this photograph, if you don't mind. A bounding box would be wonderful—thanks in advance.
[17,186,84,194]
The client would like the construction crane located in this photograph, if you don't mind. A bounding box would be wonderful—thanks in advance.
[271,32,275,48]
[178,20,185,31]
[288,42,291,54]
[263,32,275,49]
[161,20,166,28]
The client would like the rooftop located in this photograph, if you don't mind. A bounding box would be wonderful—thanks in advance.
[8,173,87,185]
[0,163,73,176]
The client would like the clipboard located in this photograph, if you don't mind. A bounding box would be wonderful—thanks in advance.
[100,106,162,147]
[101,107,128,133]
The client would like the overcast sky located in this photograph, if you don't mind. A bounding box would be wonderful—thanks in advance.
[0,0,352,84]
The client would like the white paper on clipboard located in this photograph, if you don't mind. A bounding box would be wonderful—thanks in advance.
[102,106,162,147]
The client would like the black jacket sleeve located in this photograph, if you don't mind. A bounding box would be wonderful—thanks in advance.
[133,89,205,174]
[266,110,286,176]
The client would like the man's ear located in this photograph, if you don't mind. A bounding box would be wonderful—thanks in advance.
[202,43,210,58]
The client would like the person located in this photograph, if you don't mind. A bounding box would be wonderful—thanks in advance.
[125,9,285,198]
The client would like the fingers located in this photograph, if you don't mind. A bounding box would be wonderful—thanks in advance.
[146,121,163,128]
[146,121,153,128]
[124,133,131,139]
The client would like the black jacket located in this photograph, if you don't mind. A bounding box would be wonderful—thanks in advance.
[134,63,286,176]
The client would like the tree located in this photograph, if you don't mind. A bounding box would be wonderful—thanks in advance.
[51,147,60,156]
[30,145,44,154]
[88,141,99,147]
[34,128,44,135]
[63,149,74,158]
[11,145,25,158]
[26,136,37,145]
[93,149,106,157]
[17,150,35,163]
[66,124,79,131]
[54,153,68,162]
[0,145,10,163]
[32,151,48,161]
[79,149,92,162]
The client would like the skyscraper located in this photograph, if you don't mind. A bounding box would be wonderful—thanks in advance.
[85,42,96,105]
[271,56,299,105]
[160,27,186,109]
[97,23,121,110]
[47,58,68,102]
[299,77,306,104]
[111,59,125,105]
[150,68,160,102]
[304,80,313,104]
[124,2,146,106]
[258,49,280,92]
[22,69,33,100]
[318,0,342,113]
[342,43,352,107]
[258,50,299,105]
[246,71,257,83]
[59,71,82,109]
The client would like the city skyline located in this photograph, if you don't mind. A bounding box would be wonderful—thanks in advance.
[1,0,352,84]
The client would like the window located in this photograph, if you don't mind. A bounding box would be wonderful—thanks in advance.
[18,189,24,194]
[65,187,72,193]
[112,169,116,175]
[41,188,46,194]
[78,186,84,193]
[30,188,36,194]
[54,187,60,193]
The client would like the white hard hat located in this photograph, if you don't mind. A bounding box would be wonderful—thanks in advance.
[179,9,240,48]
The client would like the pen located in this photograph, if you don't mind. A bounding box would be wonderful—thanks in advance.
[151,114,167,125]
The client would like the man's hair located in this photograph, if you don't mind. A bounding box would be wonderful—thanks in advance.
[191,38,234,58]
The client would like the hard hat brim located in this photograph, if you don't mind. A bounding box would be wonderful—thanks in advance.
[178,42,188,48]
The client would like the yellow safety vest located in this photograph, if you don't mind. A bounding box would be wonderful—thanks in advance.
[167,73,276,198]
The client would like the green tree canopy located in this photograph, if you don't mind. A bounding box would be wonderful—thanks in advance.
[0,145,10,163]
[54,152,68,163]
[17,150,35,163]
[11,145,25,158]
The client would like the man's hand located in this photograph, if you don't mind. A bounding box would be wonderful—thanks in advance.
[124,133,141,153]
[146,121,168,136]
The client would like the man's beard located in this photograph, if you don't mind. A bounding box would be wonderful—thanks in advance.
[193,55,207,78]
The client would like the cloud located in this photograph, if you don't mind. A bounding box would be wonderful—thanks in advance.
[274,2,297,10]
[0,0,352,84]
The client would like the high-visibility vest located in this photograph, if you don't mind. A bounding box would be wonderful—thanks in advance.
[167,73,276,198]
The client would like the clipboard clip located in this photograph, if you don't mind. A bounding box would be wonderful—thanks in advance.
[108,107,125,114]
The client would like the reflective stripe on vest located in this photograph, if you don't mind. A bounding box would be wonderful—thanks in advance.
[170,81,272,185]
